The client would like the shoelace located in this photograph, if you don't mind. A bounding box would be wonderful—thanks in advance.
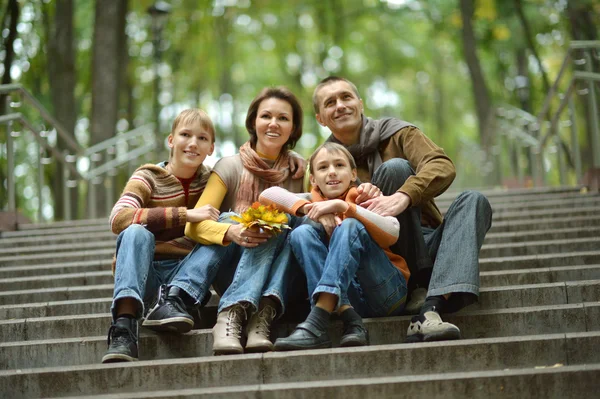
[225,305,247,338]
[107,324,136,346]
[253,306,276,336]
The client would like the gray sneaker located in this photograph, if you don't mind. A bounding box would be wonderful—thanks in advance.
[406,310,461,342]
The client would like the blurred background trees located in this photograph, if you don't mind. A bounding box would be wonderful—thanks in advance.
[1,0,599,221]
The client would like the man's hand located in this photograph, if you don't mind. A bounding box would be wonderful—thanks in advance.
[361,192,411,217]
[355,183,382,205]
[303,200,348,220]
[186,205,220,223]
[288,154,307,179]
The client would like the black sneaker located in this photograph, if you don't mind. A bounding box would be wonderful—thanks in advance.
[340,321,369,347]
[143,285,194,333]
[101,317,139,363]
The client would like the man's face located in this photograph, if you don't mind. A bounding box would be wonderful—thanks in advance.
[315,81,364,140]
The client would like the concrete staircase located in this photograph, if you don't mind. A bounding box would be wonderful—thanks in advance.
[1,186,599,398]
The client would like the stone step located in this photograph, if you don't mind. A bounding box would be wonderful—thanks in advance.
[0,271,113,291]
[490,206,600,222]
[0,260,108,279]
[0,231,116,249]
[0,285,114,306]
[0,241,115,258]
[1,294,597,343]
[484,226,600,245]
[45,363,600,399]
[480,250,600,271]
[489,215,600,233]
[1,330,598,398]
[0,249,114,267]
[16,218,107,230]
[437,186,585,203]
[0,225,111,239]
[480,237,600,258]
[2,303,599,370]
[439,195,600,214]
[480,264,600,286]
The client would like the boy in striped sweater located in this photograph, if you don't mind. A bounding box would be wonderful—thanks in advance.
[102,109,220,363]
[259,142,409,350]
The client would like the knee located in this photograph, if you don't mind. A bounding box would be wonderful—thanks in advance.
[119,224,154,246]
[372,159,414,193]
[290,224,319,244]
[457,191,492,216]
[335,218,368,239]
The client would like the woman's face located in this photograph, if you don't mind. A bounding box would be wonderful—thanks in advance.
[254,97,294,158]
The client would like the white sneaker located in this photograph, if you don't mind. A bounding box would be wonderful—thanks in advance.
[406,310,461,342]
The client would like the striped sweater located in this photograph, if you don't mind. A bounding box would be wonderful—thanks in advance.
[259,186,410,282]
[109,162,211,272]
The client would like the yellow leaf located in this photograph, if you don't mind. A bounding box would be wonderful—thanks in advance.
[475,0,497,21]
[493,25,511,41]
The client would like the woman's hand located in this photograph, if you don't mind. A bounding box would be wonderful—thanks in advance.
[186,205,220,223]
[355,183,382,205]
[224,223,271,248]
[288,153,307,179]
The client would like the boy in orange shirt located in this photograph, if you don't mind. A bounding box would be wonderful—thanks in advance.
[260,142,409,350]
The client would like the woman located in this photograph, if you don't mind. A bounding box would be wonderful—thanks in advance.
[185,87,306,355]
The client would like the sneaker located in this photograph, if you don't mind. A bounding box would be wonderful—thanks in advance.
[340,320,369,347]
[143,285,194,333]
[246,303,277,353]
[101,317,139,363]
[213,303,248,355]
[404,287,427,315]
[405,310,461,343]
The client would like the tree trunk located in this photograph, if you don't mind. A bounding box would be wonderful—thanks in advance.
[46,0,77,221]
[0,0,19,209]
[90,0,127,217]
[459,0,493,152]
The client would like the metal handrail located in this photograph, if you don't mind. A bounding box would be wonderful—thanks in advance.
[0,84,83,155]
[496,40,600,187]
[0,84,158,222]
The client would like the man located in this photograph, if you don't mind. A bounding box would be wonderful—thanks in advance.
[312,76,492,342]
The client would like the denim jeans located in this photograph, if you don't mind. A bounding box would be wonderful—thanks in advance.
[371,158,492,313]
[290,218,408,318]
[111,224,217,321]
[210,212,304,315]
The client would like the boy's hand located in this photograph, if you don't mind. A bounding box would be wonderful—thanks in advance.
[355,183,382,205]
[225,223,270,248]
[304,200,348,220]
[362,192,411,217]
[288,153,307,179]
[186,205,220,223]
[317,214,343,237]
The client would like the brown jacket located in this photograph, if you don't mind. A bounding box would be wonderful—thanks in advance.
[356,125,455,227]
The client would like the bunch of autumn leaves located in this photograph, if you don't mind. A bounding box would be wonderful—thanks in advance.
[230,202,290,236]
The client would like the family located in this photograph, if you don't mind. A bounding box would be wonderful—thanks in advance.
[101,77,492,363]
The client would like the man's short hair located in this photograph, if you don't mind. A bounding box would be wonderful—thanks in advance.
[312,76,361,114]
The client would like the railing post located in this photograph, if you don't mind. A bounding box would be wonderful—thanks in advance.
[62,152,70,221]
[568,97,583,183]
[105,146,115,217]
[554,134,566,185]
[5,96,16,213]
[37,138,43,222]
[584,51,600,167]
[88,153,100,219]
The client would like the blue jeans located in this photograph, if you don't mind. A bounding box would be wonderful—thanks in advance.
[111,224,217,321]
[372,158,492,312]
[210,212,304,315]
[290,218,408,318]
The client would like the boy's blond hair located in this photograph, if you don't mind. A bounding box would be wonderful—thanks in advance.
[309,142,357,173]
[171,108,216,142]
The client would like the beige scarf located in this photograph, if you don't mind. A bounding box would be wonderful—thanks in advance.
[235,141,291,213]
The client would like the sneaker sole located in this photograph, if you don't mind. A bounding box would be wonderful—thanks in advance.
[213,348,244,356]
[142,317,194,333]
[101,353,138,363]
[340,337,369,347]
[405,329,461,343]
